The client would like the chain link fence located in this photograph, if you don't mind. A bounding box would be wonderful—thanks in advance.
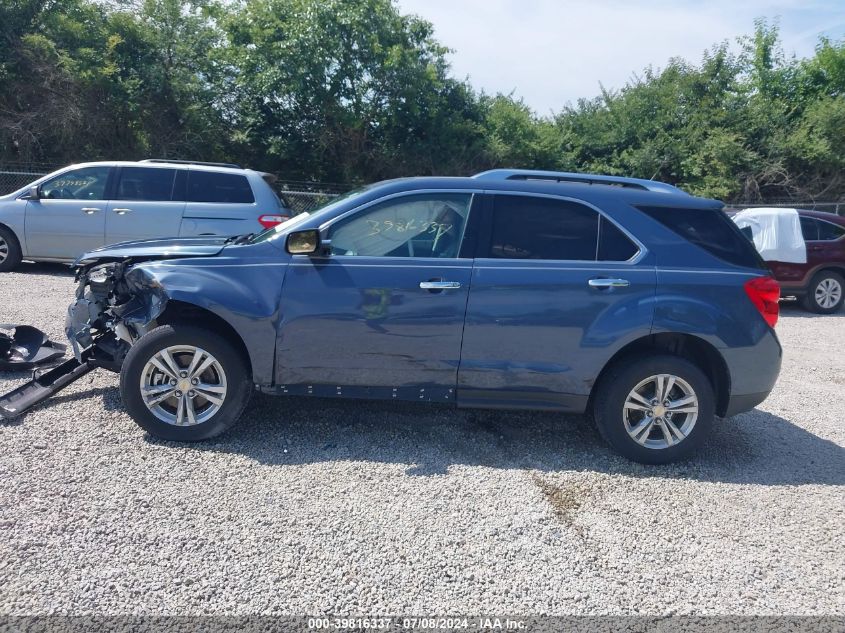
[274,180,347,214]
[277,191,339,214]
[0,167,50,196]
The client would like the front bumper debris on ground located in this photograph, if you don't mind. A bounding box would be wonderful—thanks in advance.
[0,324,66,371]
[0,258,158,419]
[0,354,94,419]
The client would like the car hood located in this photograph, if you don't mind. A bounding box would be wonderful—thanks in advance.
[75,236,230,266]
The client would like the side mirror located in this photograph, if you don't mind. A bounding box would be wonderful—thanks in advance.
[286,229,321,255]
[26,185,40,200]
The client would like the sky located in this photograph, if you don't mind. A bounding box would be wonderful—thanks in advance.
[395,0,845,115]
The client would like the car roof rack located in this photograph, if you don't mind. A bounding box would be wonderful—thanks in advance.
[140,159,243,169]
[472,169,687,195]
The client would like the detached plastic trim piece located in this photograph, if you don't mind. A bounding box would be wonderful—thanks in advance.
[0,324,67,371]
[0,357,94,419]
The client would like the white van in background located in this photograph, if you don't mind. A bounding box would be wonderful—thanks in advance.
[0,159,291,270]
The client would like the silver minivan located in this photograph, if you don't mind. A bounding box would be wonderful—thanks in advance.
[0,159,290,271]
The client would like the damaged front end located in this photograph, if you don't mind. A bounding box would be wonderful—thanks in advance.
[65,261,169,371]
[1,234,235,419]
[0,260,169,419]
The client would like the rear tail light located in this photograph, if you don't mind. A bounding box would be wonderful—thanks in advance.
[744,276,780,327]
[258,214,289,229]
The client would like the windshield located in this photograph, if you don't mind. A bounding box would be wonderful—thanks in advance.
[248,185,372,244]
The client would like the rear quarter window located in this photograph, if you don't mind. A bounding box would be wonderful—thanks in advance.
[187,171,255,204]
[638,205,766,269]
[816,218,845,241]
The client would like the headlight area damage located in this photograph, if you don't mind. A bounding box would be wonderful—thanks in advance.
[0,261,168,418]
[66,262,168,367]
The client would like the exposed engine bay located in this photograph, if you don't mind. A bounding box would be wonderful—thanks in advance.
[64,261,162,370]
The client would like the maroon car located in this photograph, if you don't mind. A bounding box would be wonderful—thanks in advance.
[762,210,845,313]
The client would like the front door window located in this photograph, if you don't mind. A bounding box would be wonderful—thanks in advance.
[328,193,472,259]
[39,167,110,200]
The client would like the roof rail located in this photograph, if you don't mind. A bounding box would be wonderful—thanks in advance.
[140,159,243,169]
[472,169,687,195]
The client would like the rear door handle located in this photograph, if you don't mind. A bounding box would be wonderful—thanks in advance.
[81,207,101,214]
[113,208,131,215]
[420,281,462,290]
[588,278,630,288]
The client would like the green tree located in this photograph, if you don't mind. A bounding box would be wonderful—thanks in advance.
[0,0,226,163]
[480,94,560,169]
[219,0,487,181]
[1,0,844,204]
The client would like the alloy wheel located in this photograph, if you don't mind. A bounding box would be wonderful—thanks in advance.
[623,374,699,449]
[139,345,228,426]
[0,236,8,264]
[815,278,842,309]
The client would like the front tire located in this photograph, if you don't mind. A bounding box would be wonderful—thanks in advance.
[0,226,23,272]
[592,354,715,464]
[801,271,844,314]
[120,324,252,441]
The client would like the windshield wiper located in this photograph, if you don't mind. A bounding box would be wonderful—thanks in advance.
[224,233,255,245]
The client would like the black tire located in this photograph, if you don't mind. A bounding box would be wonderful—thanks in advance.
[592,354,715,464]
[0,225,23,272]
[801,270,844,314]
[119,324,252,441]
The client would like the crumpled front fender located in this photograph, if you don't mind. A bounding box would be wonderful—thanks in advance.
[119,267,170,332]
[120,262,284,385]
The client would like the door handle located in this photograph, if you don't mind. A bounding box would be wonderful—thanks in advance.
[588,277,630,288]
[420,281,462,290]
[113,208,131,215]
[81,207,101,214]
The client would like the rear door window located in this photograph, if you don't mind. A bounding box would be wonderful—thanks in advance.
[115,167,177,201]
[486,195,599,260]
[598,216,640,261]
[800,216,820,241]
[187,171,254,204]
[638,205,766,269]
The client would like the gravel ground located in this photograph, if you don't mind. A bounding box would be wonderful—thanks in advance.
[0,262,843,616]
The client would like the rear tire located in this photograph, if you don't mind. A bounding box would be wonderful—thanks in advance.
[801,271,844,314]
[0,226,23,272]
[592,354,715,464]
[120,324,252,441]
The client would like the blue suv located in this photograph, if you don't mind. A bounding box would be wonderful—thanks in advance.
[2,169,783,463]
